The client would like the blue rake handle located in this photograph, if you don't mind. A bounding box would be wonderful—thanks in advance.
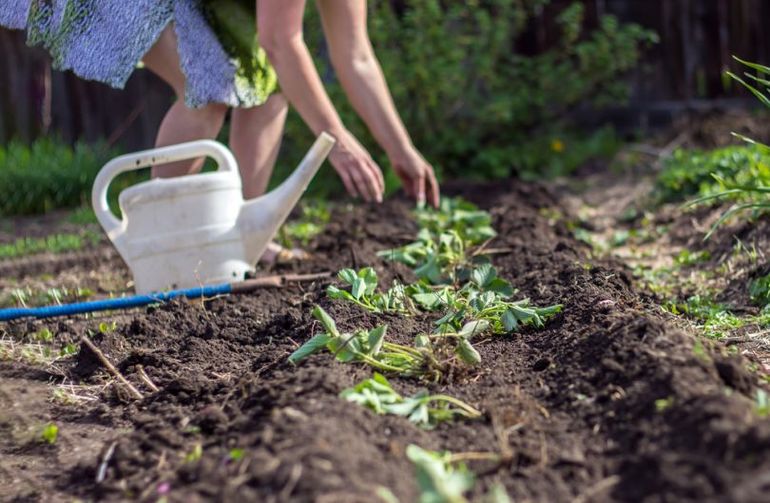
[0,272,330,322]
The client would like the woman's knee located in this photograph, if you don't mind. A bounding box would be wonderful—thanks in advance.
[186,102,229,127]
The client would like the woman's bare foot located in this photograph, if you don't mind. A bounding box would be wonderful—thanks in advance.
[259,241,311,265]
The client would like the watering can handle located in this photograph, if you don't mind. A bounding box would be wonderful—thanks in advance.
[91,140,238,238]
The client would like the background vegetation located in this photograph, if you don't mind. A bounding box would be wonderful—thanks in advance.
[281,0,656,193]
[0,0,656,215]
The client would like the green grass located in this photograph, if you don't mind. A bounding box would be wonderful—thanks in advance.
[0,232,101,259]
[663,294,770,339]
[0,138,124,216]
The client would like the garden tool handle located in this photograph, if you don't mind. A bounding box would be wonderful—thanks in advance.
[91,140,238,238]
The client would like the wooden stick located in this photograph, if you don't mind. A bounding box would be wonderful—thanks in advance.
[136,365,160,393]
[80,336,144,400]
[230,271,332,294]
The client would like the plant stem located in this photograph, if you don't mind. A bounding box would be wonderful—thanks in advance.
[428,394,482,417]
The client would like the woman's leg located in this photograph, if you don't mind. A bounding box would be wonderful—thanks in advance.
[229,93,288,199]
[142,26,228,178]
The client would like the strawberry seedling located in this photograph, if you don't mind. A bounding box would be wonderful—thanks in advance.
[407,445,475,503]
[327,267,413,314]
[340,372,481,429]
[289,306,429,376]
[414,197,497,245]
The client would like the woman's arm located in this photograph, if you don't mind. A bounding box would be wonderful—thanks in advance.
[316,0,439,207]
[257,0,383,202]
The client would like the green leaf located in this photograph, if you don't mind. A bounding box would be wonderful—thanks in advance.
[471,264,496,287]
[406,445,474,503]
[459,320,489,339]
[456,338,482,365]
[338,268,358,285]
[486,277,515,297]
[412,292,444,310]
[288,333,333,364]
[41,423,58,444]
[502,309,518,332]
[352,277,366,300]
[359,267,379,295]
[329,332,365,362]
[327,285,356,302]
[312,305,340,336]
[415,334,433,349]
[367,325,387,355]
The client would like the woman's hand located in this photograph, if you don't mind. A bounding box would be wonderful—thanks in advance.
[328,128,385,203]
[389,147,440,208]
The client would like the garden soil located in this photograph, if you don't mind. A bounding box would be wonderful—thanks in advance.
[2,180,770,502]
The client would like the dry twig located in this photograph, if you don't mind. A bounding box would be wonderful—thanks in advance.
[80,336,143,400]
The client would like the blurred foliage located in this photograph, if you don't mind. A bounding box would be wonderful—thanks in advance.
[276,0,656,196]
[655,144,770,203]
[0,138,131,216]
[276,199,332,248]
[0,232,100,259]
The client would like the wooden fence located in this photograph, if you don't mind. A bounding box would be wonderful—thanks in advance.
[2,0,770,149]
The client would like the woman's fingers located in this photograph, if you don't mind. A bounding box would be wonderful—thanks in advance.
[425,166,440,208]
[371,159,385,193]
[351,163,381,202]
[415,173,426,206]
[366,160,385,201]
[337,167,358,198]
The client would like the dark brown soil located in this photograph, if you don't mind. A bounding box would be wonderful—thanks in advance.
[2,181,770,503]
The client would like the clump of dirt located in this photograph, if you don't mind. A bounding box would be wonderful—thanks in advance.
[2,181,770,502]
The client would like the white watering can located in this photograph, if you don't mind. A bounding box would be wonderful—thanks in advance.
[92,133,336,294]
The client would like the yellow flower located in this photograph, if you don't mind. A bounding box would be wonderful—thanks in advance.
[551,139,565,153]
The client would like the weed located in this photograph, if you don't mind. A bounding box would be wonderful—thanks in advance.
[98,321,117,334]
[40,423,58,444]
[1,285,94,309]
[756,389,770,417]
[664,295,746,339]
[655,397,673,412]
[185,443,203,463]
[228,448,245,461]
[750,274,770,308]
[675,249,711,266]
[341,373,481,429]
[32,328,54,342]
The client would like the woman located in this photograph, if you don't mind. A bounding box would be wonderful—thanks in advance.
[2,0,440,261]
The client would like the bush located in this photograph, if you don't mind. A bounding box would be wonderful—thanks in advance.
[0,138,124,216]
[278,0,655,194]
[656,144,770,203]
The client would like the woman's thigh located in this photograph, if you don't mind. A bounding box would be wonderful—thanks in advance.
[142,25,186,97]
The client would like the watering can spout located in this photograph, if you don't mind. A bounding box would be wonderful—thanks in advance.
[239,132,336,264]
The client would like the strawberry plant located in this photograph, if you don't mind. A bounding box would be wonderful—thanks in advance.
[340,373,481,429]
[415,198,497,245]
[380,230,471,285]
[327,268,413,314]
[289,306,430,376]
[412,264,562,335]
[407,445,475,503]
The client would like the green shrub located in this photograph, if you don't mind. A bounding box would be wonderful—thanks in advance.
[0,138,125,216]
[656,144,770,203]
[278,0,655,194]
